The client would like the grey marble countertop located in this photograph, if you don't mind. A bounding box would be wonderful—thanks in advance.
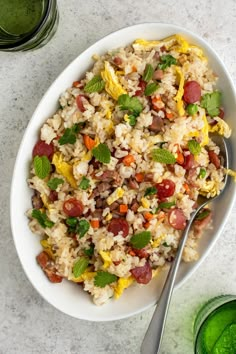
[1,1,236,353]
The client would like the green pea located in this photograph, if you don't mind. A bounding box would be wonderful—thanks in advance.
[186,103,198,115]
[199,168,206,179]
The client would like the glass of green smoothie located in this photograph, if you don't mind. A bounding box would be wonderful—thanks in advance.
[0,0,58,51]
[194,295,236,353]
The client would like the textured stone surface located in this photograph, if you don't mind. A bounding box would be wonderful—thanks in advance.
[0,0,236,353]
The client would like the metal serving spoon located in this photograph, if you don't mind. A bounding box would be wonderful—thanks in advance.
[141,136,229,354]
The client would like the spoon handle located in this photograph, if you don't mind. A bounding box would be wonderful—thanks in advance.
[141,210,198,354]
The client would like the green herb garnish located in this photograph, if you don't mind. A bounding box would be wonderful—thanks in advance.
[84,75,105,93]
[186,103,198,115]
[195,209,211,221]
[59,123,82,145]
[73,257,89,278]
[162,242,169,247]
[152,148,176,164]
[77,219,90,238]
[94,271,118,288]
[188,140,201,155]
[66,217,78,227]
[47,178,64,190]
[157,200,176,210]
[144,187,157,197]
[144,82,159,96]
[130,231,151,249]
[142,64,154,82]
[32,209,54,228]
[92,143,111,164]
[33,155,51,179]
[127,114,137,126]
[84,244,95,257]
[79,176,90,190]
[200,91,222,117]
[118,94,143,116]
[158,55,177,70]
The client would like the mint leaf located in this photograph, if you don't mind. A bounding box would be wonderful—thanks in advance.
[195,209,211,221]
[73,257,89,278]
[144,187,157,196]
[47,178,64,190]
[200,91,222,117]
[188,140,201,155]
[77,219,90,238]
[66,217,78,227]
[158,54,177,70]
[33,155,51,179]
[84,75,105,93]
[72,122,86,133]
[94,271,118,288]
[152,148,176,164]
[118,94,143,116]
[158,200,176,210]
[32,209,54,228]
[59,124,80,145]
[92,143,111,164]
[130,231,151,249]
[84,244,95,257]
[144,82,159,96]
[143,64,154,82]
[79,176,90,190]
[127,114,137,126]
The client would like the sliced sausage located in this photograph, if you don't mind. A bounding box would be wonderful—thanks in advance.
[63,198,84,217]
[113,57,123,66]
[182,152,195,170]
[208,150,221,169]
[130,262,152,284]
[107,218,129,237]
[156,179,175,200]
[168,208,187,230]
[135,80,146,96]
[149,116,164,133]
[128,179,139,190]
[36,251,63,283]
[131,200,139,213]
[132,248,149,259]
[183,81,201,103]
[76,95,86,112]
[153,69,164,80]
[32,191,43,209]
[49,190,58,202]
[32,140,54,160]
[97,182,111,193]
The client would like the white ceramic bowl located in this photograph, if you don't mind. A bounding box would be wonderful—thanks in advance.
[11,23,236,321]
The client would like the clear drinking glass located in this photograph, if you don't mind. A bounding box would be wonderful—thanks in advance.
[194,295,236,353]
[0,0,58,51]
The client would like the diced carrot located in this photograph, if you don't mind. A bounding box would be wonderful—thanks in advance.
[90,219,100,228]
[166,111,174,119]
[122,154,135,166]
[83,135,96,150]
[72,81,81,88]
[132,65,137,72]
[119,204,128,213]
[135,173,144,183]
[144,222,150,229]
[176,151,184,164]
[129,250,136,256]
[183,183,190,194]
[152,96,165,110]
[144,212,154,221]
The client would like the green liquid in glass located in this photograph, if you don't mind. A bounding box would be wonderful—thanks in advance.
[195,297,236,353]
[0,0,46,36]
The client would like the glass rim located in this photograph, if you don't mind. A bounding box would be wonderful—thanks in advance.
[194,295,236,353]
[0,0,53,50]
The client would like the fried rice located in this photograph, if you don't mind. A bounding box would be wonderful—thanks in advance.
[27,34,233,305]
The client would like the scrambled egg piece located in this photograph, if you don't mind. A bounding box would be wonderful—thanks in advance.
[105,213,113,221]
[99,251,112,269]
[199,180,218,197]
[81,151,92,162]
[151,234,166,248]
[41,194,50,209]
[40,239,55,260]
[208,117,232,138]
[52,152,77,188]
[70,270,96,283]
[114,276,134,299]
[186,108,209,146]
[174,66,185,116]
[224,168,236,182]
[141,197,150,209]
[107,187,124,205]
[101,61,127,100]
[133,38,160,49]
